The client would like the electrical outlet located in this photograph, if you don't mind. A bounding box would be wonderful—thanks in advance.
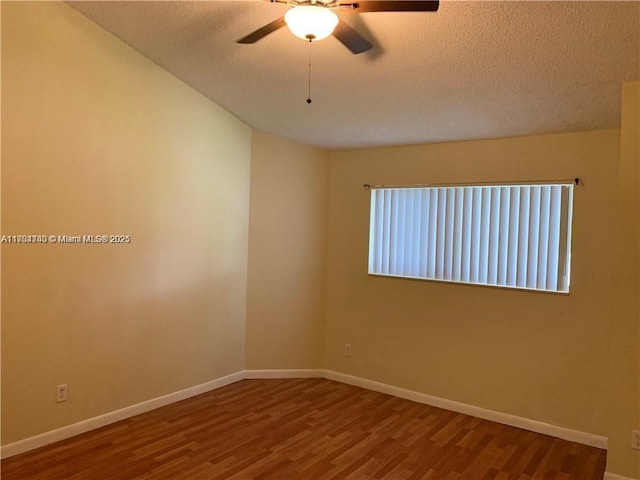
[56,384,68,403]
[632,430,640,450]
[344,343,352,357]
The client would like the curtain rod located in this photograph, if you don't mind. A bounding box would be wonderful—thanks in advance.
[363,178,581,190]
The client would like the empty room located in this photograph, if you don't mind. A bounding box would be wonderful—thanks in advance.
[1,1,639,479]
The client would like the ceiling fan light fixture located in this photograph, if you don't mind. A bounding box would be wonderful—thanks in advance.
[284,6,339,41]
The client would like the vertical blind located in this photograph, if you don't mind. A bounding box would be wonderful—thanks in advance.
[368,184,574,293]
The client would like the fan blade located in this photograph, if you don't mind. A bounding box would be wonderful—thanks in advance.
[332,19,372,54]
[339,1,439,13]
[237,17,287,44]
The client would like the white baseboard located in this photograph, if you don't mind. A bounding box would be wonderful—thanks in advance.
[1,368,609,460]
[243,369,325,379]
[323,370,608,450]
[604,472,639,480]
[0,371,244,459]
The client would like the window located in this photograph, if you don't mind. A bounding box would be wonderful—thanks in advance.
[368,183,574,293]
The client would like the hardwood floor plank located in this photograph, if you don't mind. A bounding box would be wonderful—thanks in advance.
[1,379,606,479]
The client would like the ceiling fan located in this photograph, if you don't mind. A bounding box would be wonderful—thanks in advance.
[237,0,440,54]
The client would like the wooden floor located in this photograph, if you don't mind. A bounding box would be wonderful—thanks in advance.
[2,379,606,479]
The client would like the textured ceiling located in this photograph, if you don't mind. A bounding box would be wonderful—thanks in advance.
[69,1,639,149]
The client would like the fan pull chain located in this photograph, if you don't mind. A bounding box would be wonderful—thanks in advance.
[306,39,312,104]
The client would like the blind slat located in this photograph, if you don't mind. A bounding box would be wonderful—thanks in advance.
[527,186,541,289]
[470,188,482,283]
[461,189,473,283]
[435,189,446,279]
[397,192,407,274]
[381,189,391,274]
[427,189,438,278]
[516,187,530,288]
[419,190,429,277]
[507,187,520,287]
[546,186,562,291]
[411,190,422,277]
[452,188,464,282]
[403,190,414,276]
[488,187,501,285]
[497,187,510,285]
[444,188,455,280]
[537,186,551,290]
[479,187,492,284]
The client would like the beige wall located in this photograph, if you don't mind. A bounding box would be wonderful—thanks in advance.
[246,131,329,369]
[608,80,640,478]
[1,2,251,444]
[325,130,620,437]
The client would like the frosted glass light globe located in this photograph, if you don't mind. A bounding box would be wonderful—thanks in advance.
[284,6,339,41]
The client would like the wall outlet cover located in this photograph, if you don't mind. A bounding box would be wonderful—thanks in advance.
[56,384,68,403]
